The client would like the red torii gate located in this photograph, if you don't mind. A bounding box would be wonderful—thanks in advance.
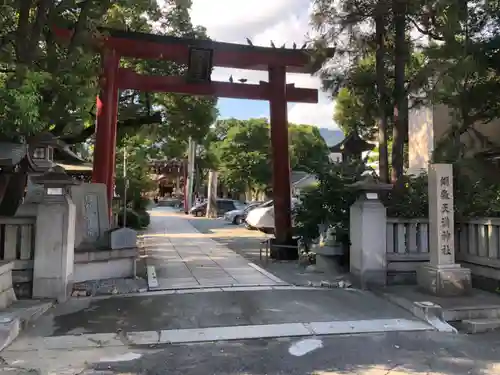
[54,27,318,245]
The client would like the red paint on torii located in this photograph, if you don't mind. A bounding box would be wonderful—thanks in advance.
[53,26,318,244]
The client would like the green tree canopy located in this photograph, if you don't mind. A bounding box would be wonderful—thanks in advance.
[209,118,331,195]
[213,118,271,194]
[289,124,330,172]
[0,0,217,149]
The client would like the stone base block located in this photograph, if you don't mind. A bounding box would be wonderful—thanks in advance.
[316,254,343,274]
[74,248,137,282]
[417,264,472,297]
[350,266,387,288]
[32,277,73,303]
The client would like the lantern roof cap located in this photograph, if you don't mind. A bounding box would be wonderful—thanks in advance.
[348,175,393,191]
[31,166,77,186]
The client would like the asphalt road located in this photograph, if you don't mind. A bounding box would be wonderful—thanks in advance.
[86,331,500,375]
[4,330,500,374]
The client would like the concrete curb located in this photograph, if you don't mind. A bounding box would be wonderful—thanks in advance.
[376,291,457,333]
[7,318,432,351]
[0,301,54,352]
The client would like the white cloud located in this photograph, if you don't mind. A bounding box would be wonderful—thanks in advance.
[189,0,339,129]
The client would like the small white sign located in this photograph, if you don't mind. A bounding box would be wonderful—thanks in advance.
[46,187,63,195]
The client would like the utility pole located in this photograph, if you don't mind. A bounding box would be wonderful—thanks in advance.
[122,147,128,227]
[185,137,196,213]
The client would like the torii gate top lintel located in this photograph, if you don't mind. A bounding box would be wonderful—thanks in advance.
[54,26,313,73]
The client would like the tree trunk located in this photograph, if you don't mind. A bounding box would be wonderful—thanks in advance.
[206,170,218,218]
[391,0,408,183]
[375,0,389,183]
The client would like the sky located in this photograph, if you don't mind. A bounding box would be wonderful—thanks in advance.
[188,0,338,129]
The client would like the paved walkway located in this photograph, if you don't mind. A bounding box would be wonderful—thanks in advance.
[144,208,285,290]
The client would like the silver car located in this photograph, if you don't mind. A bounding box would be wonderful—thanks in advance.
[224,202,262,225]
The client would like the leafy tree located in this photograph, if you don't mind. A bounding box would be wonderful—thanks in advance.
[311,0,392,182]
[289,124,330,172]
[0,0,219,216]
[416,1,500,162]
[311,0,438,182]
[333,50,427,141]
[213,118,271,196]
[0,0,217,146]
[115,132,156,210]
[210,118,331,197]
[334,87,377,140]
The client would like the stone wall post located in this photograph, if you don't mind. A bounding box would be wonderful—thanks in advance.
[32,167,77,302]
[349,176,392,288]
[417,163,471,296]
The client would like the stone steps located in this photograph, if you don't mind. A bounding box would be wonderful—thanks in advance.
[0,300,53,352]
[458,318,500,334]
[442,305,500,322]
[0,261,54,352]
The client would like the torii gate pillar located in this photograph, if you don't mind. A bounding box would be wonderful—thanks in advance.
[93,49,119,207]
[269,65,292,244]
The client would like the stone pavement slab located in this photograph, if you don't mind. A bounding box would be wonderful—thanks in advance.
[144,209,285,289]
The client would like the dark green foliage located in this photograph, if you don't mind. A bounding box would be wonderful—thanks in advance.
[209,118,331,196]
[117,208,150,229]
[384,174,428,218]
[294,161,365,246]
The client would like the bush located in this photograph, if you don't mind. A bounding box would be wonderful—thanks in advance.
[137,209,151,227]
[117,208,150,229]
[294,161,363,247]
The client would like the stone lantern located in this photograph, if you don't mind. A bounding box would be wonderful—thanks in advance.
[31,165,77,202]
[31,165,77,302]
[347,175,392,288]
[24,133,60,204]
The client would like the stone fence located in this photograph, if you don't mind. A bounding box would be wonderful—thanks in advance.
[386,217,500,285]
[0,216,36,297]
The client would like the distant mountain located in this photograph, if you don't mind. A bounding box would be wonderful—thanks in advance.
[318,128,344,147]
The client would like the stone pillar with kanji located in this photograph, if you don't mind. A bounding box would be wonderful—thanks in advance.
[417,163,471,296]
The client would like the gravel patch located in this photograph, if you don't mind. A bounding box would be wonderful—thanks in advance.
[72,277,148,297]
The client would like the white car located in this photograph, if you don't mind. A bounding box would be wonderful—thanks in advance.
[224,202,262,224]
[245,198,299,234]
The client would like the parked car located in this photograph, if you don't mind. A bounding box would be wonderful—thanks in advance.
[245,198,299,234]
[244,200,273,230]
[224,201,262,225]
[189,199,245,217]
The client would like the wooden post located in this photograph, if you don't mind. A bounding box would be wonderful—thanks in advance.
[268,65,292,244]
